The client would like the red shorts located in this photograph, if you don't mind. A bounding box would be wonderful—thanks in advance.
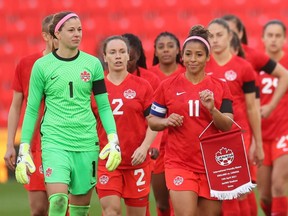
[96,162,152,207]
[263,136,288,166]
[24,151,46,191]
[153,148,165,174]
[165,168,216,200]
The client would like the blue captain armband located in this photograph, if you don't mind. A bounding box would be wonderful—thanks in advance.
[150,102,167,118]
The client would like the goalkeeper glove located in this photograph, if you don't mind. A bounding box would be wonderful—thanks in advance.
[15,143,36,184]
[99,133,121,171]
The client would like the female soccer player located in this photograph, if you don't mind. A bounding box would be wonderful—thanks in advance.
[148,31,185,216]
[148,25,234,216]
[122,33,160,91]
[222,14,288,119]
[15,11,120,216]
[4,14,54,216]
[222,14,288,216]
[207,18,263,216]
[95,35,157,216]
[258,20,288,216]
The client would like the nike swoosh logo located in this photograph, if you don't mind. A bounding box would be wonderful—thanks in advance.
[51,76,58,80]
[176,92,186,96]
[138,188,145,192]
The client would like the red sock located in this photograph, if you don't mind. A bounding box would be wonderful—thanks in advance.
[157,207,171,216]
[272,197,288,216]
[260,200,271,216]
[247,192,257,216]
[238,197,251,216]
[221,199,241,216]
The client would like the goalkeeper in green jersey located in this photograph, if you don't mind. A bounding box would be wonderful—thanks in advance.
[15,11,121,216]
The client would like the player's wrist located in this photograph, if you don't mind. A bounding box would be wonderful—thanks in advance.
[107,133,119,145]
[19,143,30,155]
[209,107,217,115]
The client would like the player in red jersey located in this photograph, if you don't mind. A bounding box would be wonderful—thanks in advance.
[122,32,161,160]
[207,18,264,216]
[148,31,185,216]
[95,35,157,216]
[230,31,246,59]
[148,25,234,216]
[223,14,288,216]
[222,14,288,119]
[149,32,185,80]
[122,33,161,216]
[122,33,160,92]
[257,20,288,216]
[3,14,55,216]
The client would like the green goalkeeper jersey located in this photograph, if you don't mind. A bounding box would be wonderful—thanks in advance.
[21,51,116,151]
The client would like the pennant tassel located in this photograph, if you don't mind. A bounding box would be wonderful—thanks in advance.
[210,182,256,200]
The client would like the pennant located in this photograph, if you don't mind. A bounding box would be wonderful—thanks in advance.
[199,121,255,200]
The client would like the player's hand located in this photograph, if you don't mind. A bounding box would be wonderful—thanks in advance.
[131,145,148,166]
[199,89,215,112]
[4,145,17,170]
[260,104,273,118]
[249,140,264,167]
[165,113,184,127]
[15,143,36,184]
[99,133,121,171]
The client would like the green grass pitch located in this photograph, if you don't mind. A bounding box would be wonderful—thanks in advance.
[0,179,265,215]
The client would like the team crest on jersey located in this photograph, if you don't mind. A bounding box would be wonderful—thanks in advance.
[124,89,136,99]
[80,71,91,82]
[173,176,184,186]
[215,147,234,166]
[99,175,109,184]
[224,70,237,81]
[45,167,53,177]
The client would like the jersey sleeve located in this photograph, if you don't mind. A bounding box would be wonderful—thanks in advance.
[21,61,44,143]
[12,60,24,92]
[220,81,233,114]
[222,80,233,100]
[92,58,105,81]
[150,83,167,118]
[242,63,256,93]
[93,59,117,135]
[143,81,154,117]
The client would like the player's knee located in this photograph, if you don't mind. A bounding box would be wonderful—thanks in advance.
[69,204,90,216]
[30,201,48,216]
[272,177,286,196]
[101,205,121,216]
[102,209,121,216]
[48,193,68,216]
